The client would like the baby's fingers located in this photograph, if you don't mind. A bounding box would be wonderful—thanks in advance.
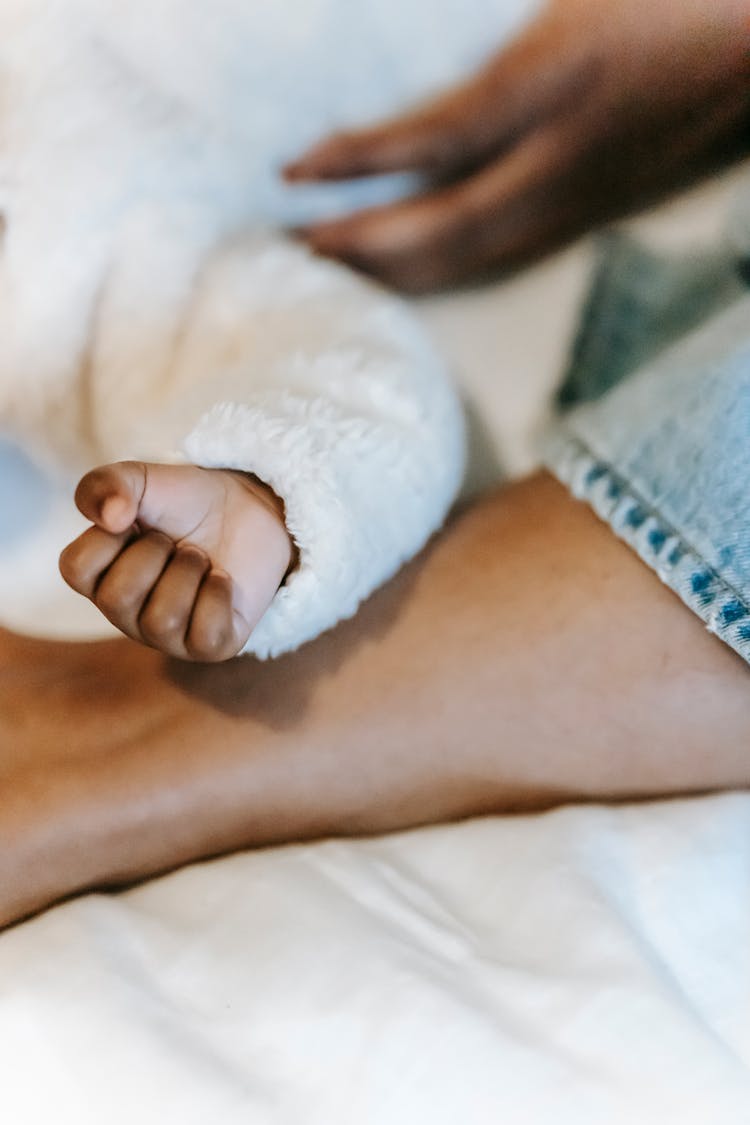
[75,461,147,535]
[138,545,211,659]
[187,571,249,662]
[92,530,176,641]
[59,525,136,600]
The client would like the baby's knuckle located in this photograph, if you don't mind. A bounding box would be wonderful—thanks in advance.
[58,545,82,584]
[95,580,126,618]
[140,603,184,641]
[112,584,144,615]
[188,621,234,663]
[144,529,174,552]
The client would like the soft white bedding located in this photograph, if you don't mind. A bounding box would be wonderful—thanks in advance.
[1,797,749,1123]
[1,80,749,1125]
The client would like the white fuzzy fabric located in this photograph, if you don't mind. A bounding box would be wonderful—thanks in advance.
[180,241,464,656]
[0,0,524,655]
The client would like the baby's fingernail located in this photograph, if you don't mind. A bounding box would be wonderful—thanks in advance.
[208,566,231,582]
[101,494,131,529]
[178,544,210,565]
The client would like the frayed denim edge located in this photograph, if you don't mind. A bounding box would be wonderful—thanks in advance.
[543,431,750,667]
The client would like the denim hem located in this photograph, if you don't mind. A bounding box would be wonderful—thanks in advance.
[543,430,750,667]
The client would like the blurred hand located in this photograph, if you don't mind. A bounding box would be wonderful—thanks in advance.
[285,0,750,291]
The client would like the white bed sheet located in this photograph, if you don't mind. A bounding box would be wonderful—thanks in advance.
[2,174,750,1123]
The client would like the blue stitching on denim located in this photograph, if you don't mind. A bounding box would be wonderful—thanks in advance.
[647,527,668,552]
[690,571,713,593]
[720,600,748,626]
[625,504,647,530]
[667,544,685,567]
[544,434,750,666]
[584,464,608,488]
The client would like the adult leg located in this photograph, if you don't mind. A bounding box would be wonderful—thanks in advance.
[2,471,749,929]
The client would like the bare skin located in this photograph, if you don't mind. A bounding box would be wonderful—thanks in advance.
[59,462,294,661]
[286,0,750,291]
[2,474,750,929]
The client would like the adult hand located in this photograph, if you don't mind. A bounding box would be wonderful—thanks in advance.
[285,0,750,291]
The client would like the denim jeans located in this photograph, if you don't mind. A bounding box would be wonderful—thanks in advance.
[545,202,750,665]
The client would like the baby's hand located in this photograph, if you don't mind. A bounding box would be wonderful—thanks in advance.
[59,461,294,661]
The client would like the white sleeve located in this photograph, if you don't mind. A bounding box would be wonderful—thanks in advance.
[0,216,464,657]
[176,238,465,658]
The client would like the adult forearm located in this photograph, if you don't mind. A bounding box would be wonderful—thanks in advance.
[3,474,750,928]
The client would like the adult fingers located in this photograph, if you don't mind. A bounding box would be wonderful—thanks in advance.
[284,6,576,181]
[74,461,148,535]
[303,115,590,291]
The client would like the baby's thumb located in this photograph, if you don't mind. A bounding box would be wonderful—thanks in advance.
[74,461,146,533]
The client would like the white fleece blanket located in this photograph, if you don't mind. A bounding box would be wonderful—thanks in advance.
[2,170,750,1124]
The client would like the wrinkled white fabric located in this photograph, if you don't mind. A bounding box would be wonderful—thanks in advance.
[0,797,749,1125]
